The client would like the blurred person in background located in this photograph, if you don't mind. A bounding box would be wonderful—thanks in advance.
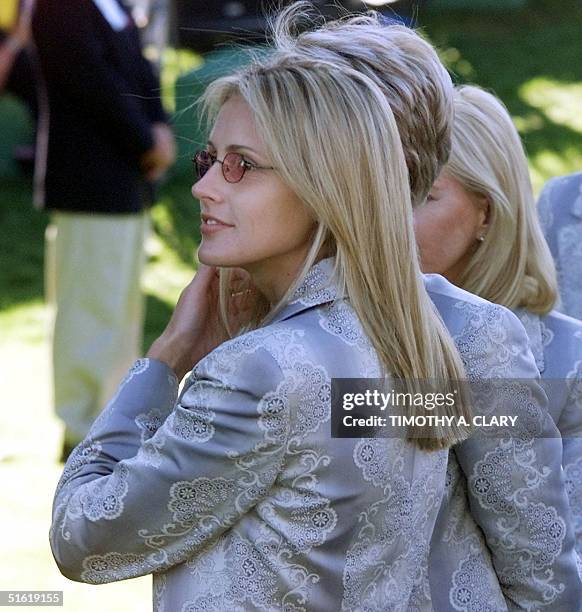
[414,84,582,606]
[0,0,37,171]
[538,172,582,322]
[125,0,170,69]
[31,0,176,461]
[0,0,33,89]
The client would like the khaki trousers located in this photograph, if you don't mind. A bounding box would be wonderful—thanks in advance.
[45,212,148,445]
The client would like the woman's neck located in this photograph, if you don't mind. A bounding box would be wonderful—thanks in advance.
[246,247,329,306]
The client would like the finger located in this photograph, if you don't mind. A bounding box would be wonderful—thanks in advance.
[176,265,215,303]
[196,263,219,282]
[193,264,221,296]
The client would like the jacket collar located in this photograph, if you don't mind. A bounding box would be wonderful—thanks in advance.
[269,257,342,325]
[514,308,545,373]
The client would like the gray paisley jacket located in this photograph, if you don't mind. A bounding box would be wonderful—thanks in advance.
[50,258,447,611]
[516,309,582,568]
[50,260,582,611]
[426,276,582,612]
[537,172,582,321]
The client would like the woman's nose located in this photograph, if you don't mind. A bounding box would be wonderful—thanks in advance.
[192,162,224,202]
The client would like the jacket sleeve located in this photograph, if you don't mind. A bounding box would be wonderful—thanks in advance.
[559,359,582,567]
[32,0,156,161]
[453,304,582,611]
[49,346,289,583]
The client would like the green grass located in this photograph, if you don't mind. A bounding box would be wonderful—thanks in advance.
[1,2,581,608]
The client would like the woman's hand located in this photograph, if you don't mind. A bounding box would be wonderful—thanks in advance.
[146,265,258,379]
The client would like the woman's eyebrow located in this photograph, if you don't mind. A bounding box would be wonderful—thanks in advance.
[207,140,262,156]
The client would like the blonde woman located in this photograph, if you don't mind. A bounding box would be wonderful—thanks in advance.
[415,85,582,608]
[48,7,471,610]
[49,7,579,611]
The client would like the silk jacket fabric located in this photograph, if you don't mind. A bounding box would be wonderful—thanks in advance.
[50,261,582,611]
[516,309,582,569]
[50,258,448,611]
[537,172,582,321]
[425,276,582,612]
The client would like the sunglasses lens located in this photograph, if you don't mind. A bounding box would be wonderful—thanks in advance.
[222,153,245,183]
[194,151,211,180]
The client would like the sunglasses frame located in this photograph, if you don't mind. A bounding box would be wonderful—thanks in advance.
[193,150,275,184]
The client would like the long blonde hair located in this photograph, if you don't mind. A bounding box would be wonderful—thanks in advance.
[446,85,557,313]
[202,3,471,449]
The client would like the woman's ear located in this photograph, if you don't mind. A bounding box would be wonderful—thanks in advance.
[475,194,490,240]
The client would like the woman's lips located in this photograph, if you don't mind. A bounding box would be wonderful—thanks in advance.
[200,217,234,235]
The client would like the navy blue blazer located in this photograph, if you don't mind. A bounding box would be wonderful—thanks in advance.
[32,0,166,213]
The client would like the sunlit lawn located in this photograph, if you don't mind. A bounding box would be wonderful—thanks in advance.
[0,1,581,609]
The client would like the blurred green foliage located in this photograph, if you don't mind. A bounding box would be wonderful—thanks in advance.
[424,0,582,189]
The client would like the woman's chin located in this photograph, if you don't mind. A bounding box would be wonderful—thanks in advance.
[198,245,237,268]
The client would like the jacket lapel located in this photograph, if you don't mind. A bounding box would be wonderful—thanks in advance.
[269,257,343,325]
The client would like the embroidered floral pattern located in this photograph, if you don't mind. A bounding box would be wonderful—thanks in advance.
[168,478,234,526]
[256,390,289,445]
[453,302,522,379]
[56,440,102,495]
[343,446,447,611]
[566,360,582,409]
[422,292,579,610]
[136,408,167,443]
[289,257,337,307]
[564,456,582,558]
[55,258,577,611]
[470,442,550,515]
[181,534,279,611]
[451,552,507,612]
[283,362,331,440]
[170,405,215,443]
[81,552,149,584]
[354,438,403,489]
[78,464,130,521]
[319,300,380,375]
[520,503,565,569]
[556,225,582,321]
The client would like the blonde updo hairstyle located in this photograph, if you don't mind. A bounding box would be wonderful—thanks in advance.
[446,85,557,313]
[201,2,472,449]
